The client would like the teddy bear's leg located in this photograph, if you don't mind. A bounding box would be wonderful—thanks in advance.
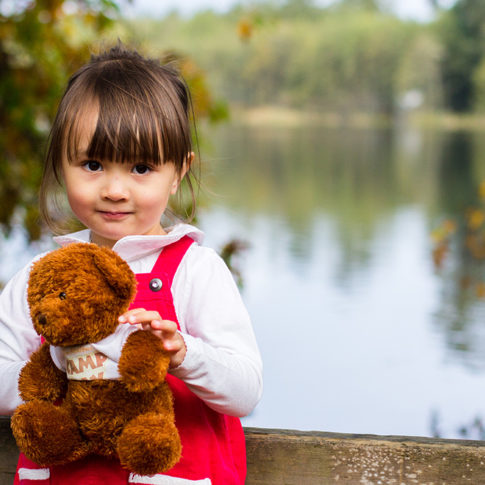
[117,412,181,475]
[12,401,89,466]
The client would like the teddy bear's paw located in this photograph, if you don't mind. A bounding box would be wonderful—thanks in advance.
[11,401,88,466]
[18,344,67,402]
[119,331,170,392]
[117,412,181,475]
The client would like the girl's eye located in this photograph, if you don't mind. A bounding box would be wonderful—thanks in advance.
[132,164,151,175]
[83,160,102,172]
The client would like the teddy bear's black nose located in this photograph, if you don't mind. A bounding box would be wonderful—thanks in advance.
[37,314,47,326]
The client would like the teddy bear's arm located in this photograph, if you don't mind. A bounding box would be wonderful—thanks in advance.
[119,330,170,392]
[18,342,68,402]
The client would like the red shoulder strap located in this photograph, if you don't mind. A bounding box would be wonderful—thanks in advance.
[151,235,194,285]
[131,236,194,323]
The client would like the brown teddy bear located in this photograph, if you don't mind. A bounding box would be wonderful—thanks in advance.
[11,242,181,475]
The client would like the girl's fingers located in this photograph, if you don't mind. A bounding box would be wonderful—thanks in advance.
[122,308,146,316]
[119,308,160,324]
[123,312,178,338]
[119,309,177,334]
[151,319,177,334]
[119,308,183,359]
[140,320,175,338]
[150,319,163,330]
[118,308,146,323]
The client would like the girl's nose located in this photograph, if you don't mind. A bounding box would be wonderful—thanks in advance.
[100,175,129,201]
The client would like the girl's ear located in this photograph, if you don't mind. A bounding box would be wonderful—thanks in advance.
[170,152,194,194]
[186,151,195,168]
[181,152,194,180]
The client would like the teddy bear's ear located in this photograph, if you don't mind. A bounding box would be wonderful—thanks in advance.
[90,245,137,303]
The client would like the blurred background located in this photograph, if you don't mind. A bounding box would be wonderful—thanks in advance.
[3,0,485,440]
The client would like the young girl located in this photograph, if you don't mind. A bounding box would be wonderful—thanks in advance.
[0,45,263,485]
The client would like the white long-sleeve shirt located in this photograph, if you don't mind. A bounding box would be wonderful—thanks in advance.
[0,223,263,417]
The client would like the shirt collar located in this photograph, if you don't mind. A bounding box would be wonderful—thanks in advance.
[53,223,204,262]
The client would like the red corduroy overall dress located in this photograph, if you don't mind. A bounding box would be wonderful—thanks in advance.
[14,236,247,485]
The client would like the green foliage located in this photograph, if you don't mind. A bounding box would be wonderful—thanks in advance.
[129,0,485,116]
[329,0,383,14]
[473,57,485,112]
[0,0,120,240]
[129,2,441,116]
[395,32,444,110]
[286,12,413,114]
[436,0,485,112]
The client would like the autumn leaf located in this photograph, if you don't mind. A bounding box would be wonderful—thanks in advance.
[238,19,253,41]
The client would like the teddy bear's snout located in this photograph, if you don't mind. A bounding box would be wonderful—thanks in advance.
[37,314,47,326]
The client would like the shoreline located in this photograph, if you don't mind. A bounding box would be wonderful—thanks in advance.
[228,105,485,131]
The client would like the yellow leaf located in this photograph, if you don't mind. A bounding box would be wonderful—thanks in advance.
[479,180,485,199]
[238,19,253,41]
[442,219,456,234]
[430,219,456,243]
[432,243,447,268]
[477,282,485,298]
[467,208,485,230]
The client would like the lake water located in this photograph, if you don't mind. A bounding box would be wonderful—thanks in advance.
[2,120,485,440]
[200,121,485,440]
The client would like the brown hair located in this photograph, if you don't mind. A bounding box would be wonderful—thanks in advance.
[40,44,198,233]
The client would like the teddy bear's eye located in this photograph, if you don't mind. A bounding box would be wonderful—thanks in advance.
[59,292,67,300]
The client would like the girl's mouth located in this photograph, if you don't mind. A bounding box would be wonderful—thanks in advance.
[98,211,132,220]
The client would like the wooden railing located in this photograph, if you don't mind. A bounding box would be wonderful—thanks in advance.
[244,427,485,484]
[0,417,17,485]
[2,417,485,484]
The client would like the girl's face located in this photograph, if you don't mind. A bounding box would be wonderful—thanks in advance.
[61,108,186,248]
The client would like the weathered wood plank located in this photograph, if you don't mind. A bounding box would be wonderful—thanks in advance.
[245,427,485,484]
[0,417,17,485]
[2,417,485,484]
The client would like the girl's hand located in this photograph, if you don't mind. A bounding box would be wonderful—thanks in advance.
[118,308,186,368]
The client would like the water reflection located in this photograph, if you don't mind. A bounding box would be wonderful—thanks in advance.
[434,241,485,370]
[200,122,485,438]
[206,123,443,260]
[431,131,485,370]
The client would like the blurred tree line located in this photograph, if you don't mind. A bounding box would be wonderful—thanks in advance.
[130,0,485,116]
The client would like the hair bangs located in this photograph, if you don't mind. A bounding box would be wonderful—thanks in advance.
[84,64,190,168]
[60,53,192,170]
[86,103,164,166]
[63,95,98,167]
